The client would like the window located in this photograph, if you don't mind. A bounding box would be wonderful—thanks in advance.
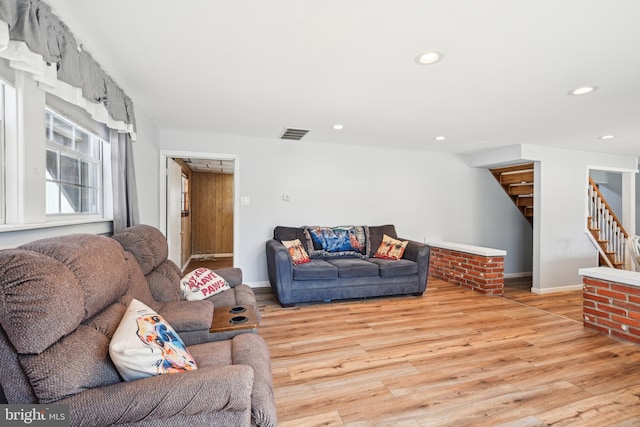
[45,109,106,216]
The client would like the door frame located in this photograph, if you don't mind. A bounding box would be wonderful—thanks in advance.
[166,157,183,266]
[159,150,240,267]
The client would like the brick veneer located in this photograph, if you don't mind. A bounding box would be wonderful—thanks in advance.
[582,276,640,344]
[429,247,505,296]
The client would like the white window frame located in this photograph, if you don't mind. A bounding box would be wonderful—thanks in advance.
[45,107,108,220]
[0,83,5,225]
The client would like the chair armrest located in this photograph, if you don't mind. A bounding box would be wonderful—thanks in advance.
[231,334,277,427]
[58,365,254,426]
[214,267,243,287]
[265,239,294,304]
[400,238,431,292]
[158,299,214,332]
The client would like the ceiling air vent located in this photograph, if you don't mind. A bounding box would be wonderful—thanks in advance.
[280,127,310,141]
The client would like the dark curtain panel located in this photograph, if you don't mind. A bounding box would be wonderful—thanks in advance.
[112,133,139,233]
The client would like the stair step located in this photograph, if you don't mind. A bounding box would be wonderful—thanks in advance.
[517,196,533,207]
[499,171,534,185]
[490,164,534,175]
[508,184,534,196]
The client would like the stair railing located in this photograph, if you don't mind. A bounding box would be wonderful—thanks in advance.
[588,177,629,268]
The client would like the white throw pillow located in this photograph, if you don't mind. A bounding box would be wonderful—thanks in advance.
[109,299,197,381]
[180,267,230,301]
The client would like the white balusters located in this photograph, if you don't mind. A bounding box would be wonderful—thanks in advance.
[588,181,627,267]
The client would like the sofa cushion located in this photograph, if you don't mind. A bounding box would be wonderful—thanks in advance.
[147,260,183,302]
[326,258,380,278]
[19,323,122,403]
[292,260,338,280]
[0,234,129,355]
[273,226,307,245]
[19,234,130,323]
[123,252,162,311]
[109,299,197,381]
[180,268,231,300]
[112,225,169,275]
[0,249,85,354]
[368,258,418,278]
[374,234,408,260]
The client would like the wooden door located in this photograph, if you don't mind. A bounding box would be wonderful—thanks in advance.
[191,173,234,255]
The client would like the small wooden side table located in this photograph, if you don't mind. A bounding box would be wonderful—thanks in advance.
[210,305,259,333]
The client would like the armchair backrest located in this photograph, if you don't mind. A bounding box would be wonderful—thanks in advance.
[112,225,183,301]
[0,234,130,403]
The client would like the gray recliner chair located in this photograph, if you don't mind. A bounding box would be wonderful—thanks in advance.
[0,233,276,426]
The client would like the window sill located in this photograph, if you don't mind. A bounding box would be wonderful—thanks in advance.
[0,218,113,233]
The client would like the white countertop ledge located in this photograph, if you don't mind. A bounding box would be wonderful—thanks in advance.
[424,241,507,257]
[579,267,640,288]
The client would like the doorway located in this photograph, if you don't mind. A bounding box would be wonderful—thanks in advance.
[160,150,239,272]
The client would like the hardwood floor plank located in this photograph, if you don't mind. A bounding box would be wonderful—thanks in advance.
[254,277,640,426]
[279,410,345,427]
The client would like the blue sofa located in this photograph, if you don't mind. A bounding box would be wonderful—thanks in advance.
[266,224,431,307]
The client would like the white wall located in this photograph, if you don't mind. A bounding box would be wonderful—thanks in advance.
[157,129,532,285]
[591,170,622,217]
[131,108,161,228]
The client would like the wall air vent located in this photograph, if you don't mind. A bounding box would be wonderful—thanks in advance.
[280,127,311,141]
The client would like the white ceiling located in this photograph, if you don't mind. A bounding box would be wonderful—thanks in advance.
[44,0,640,157]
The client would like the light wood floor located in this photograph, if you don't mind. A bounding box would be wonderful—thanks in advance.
[253,278,640,426]
[184,256,233,272]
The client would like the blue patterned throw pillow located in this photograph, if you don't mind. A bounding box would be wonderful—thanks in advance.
[322,227,361,252]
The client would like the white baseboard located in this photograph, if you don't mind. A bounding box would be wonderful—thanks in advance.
[531,284,583,294]
[504,272,532,279]
[247,281,271,288]
[191,253,233,259]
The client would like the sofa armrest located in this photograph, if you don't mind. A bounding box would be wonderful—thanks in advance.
[213,267,243,287]
[265,239,294,304]
[232,334,277,427]
[400,238,431,292]
[58,364,254,426]
[158,299,214,332]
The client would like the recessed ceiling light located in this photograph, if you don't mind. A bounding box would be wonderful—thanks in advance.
[569,86,597,95]
[433,136,446,141]
[599,135,615,140]
[332,124,344,130]
[415,51,443,65]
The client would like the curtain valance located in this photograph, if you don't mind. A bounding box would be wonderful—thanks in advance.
[0,0,136,138]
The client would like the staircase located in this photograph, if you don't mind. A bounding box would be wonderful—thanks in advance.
[490,163,534,225]
[587,177,628,269]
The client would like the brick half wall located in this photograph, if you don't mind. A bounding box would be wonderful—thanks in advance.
[582,276,640,344]
[428,246,505,296]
